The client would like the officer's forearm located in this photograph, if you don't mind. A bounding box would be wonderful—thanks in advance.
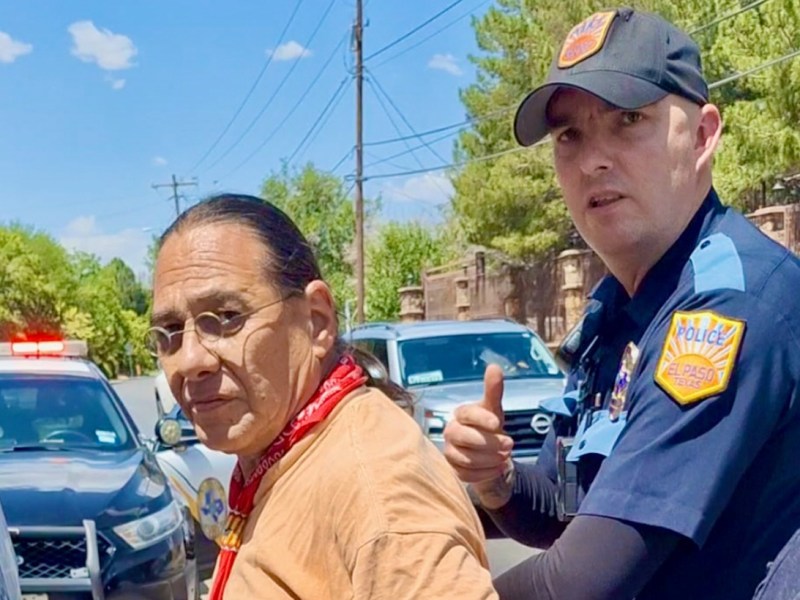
[492,515,680,600]
[481,460,566,548]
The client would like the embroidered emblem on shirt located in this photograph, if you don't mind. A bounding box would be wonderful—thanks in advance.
[558,11,617,68]
[655,310,745,406]
[609,342,640,421]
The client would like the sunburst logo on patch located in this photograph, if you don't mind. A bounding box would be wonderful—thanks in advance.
[558,11,617,68]
[655,310,745,405]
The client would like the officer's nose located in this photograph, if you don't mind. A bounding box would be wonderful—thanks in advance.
[576,136,613,177]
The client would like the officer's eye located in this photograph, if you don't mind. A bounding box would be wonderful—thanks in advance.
[620,111,643,125]
[555,127,578,143]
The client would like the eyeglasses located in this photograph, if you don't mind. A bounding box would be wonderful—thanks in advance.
[145,296,288,358]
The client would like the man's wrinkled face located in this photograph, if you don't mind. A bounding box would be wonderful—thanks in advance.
[151,222,318,458]
[547,89,701,262]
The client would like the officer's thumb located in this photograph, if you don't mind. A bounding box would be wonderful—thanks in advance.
[479,364,505,430]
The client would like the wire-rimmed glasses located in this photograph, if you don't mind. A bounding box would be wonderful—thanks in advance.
[145,296,287,359]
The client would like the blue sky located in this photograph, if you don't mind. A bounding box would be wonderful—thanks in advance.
[0,0,491,277]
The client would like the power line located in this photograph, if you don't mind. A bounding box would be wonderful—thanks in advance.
[689,0,769,35]
[185,1,306,174]
[291,78,352,164]
[361,145,540,181]
[329,147,355,173]
[361,47,800,181]
[367,69,448,164]
[365,128,457,169]
[365,73,452,202]
[709,47,800,89]
[201,0,339,175]
[286,76,353,166]
[364,0,466,62]
[372,0,491,69]
[365,150,417,172]
[218,33,350,181]
[364,102,517,146]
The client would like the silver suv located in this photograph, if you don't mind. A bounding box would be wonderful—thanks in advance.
[347,320,566,460]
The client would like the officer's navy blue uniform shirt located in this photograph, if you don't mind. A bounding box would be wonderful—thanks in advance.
[531,189,800,598]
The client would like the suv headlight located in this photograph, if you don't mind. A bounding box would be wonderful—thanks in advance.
[113,501,183,550]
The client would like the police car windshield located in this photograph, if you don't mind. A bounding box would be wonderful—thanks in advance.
[399,332,562,387]
[0,375,135,451]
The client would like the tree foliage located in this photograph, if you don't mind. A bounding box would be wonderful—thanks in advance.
[451,0,800,259]
[260,163,363,310]
[0,224,153,378]
[366,222,458,321]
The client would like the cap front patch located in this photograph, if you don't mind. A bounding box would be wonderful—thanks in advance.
[558,11,617,68]
[655,310,745,406]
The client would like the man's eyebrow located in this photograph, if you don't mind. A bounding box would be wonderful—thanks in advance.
[546,102,625,130]
[150,291,248,326]
[150,308,182,328]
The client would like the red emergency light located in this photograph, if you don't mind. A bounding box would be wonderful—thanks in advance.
[1,339,87,358]
[11,340,65,355]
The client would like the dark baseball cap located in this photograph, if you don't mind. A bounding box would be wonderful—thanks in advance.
[514,7,708,146]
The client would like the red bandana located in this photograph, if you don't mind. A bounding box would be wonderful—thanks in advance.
[209,355,366,600]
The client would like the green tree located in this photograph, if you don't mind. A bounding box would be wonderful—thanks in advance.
[0,225,74,339]
[0,224,154,378]
[105,257,150,315]
[143,234,161,285]
[260,163,364,309]
[365,222,457,321]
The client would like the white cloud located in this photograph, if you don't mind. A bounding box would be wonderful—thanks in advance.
[152,156,168,167]
[0,31,32,63]
[68,21,137,70]
[381,173,453,205]
[428,53,463,76]
[110,78,126,90]
[60,217,151,276]
[267,41,312,62]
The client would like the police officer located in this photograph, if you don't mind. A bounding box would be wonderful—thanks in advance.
[443,7,800,599]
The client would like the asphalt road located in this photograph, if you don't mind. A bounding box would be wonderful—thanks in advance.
[112,376,538,585]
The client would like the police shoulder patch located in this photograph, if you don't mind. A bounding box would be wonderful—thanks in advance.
[558,11,617,68]
[654,310,746,406]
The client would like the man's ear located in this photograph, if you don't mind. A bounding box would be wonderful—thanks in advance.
[695,103,722,173]
[304,280,338,359]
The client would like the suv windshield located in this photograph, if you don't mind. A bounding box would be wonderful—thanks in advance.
[398,331,562,387]
[0,375,135,451]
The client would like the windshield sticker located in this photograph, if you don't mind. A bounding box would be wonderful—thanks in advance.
[95,430,117,444]
[408,370,444,385]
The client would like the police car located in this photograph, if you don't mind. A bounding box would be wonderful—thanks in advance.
[0,340,195,599]
[152,370,236,581]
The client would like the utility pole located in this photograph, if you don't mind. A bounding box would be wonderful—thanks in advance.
[151,174,197,218]
[354,0,365,324]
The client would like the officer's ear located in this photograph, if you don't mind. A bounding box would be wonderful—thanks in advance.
[694,103,722,173]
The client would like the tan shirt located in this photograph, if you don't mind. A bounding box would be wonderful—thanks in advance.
[221,386,498,599]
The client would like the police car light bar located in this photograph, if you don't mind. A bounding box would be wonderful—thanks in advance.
[0,340,89,358]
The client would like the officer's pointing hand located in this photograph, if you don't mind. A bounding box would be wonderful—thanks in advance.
[443,364,515,508]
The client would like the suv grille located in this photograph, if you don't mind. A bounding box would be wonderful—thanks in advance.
[506,409,550,456]
[14,536,112,579]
